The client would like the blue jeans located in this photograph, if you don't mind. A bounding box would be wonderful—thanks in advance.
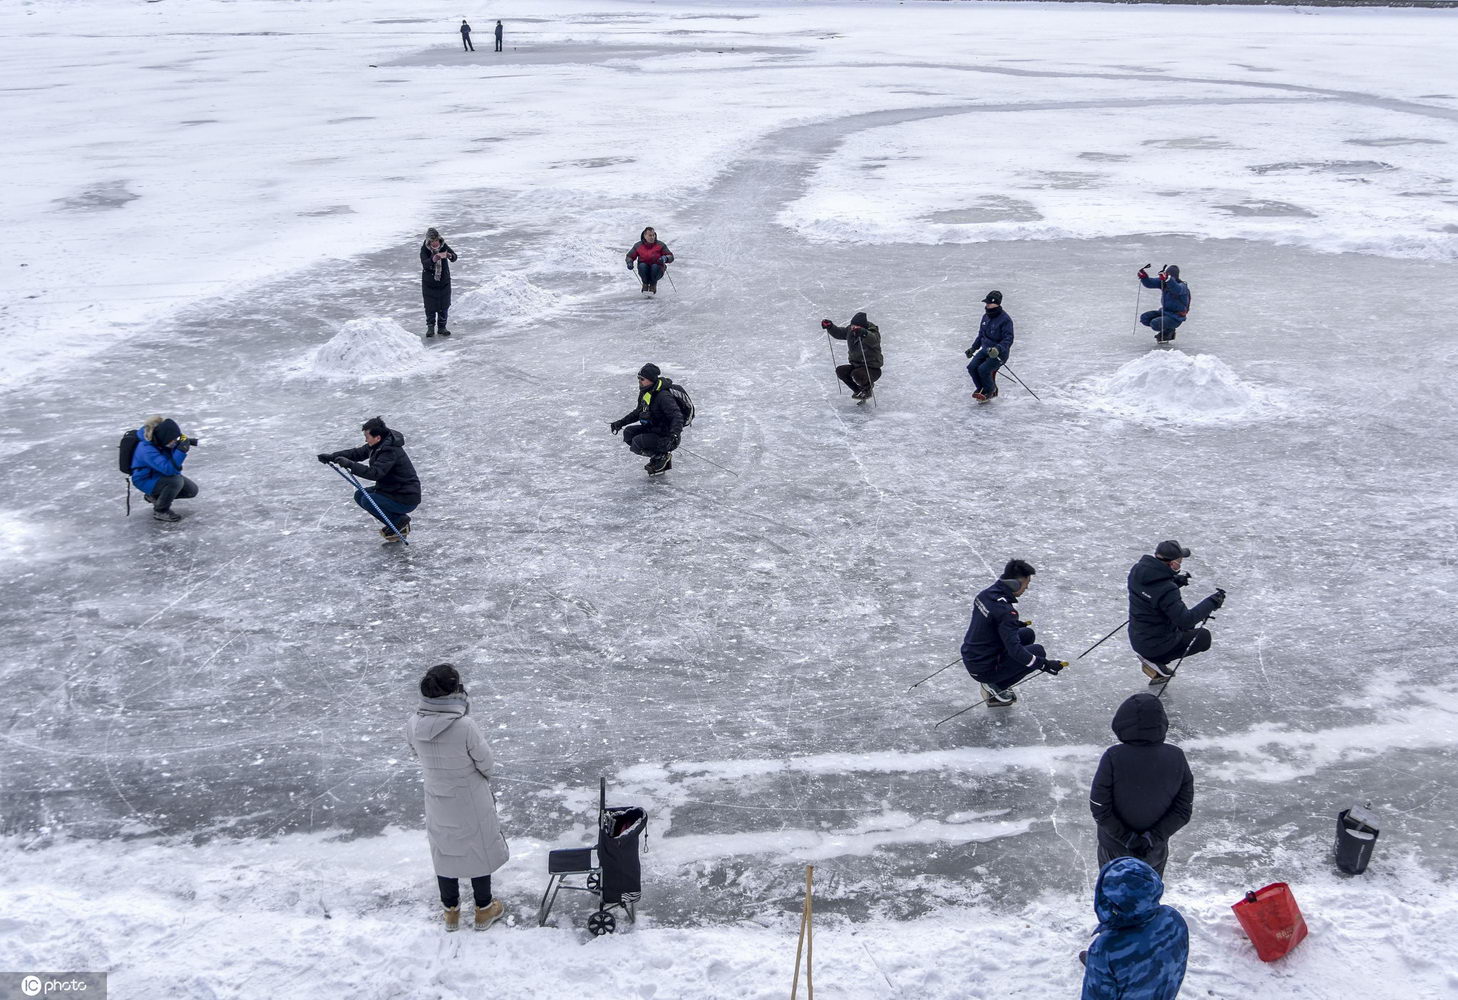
[967,352,1003,395]
[636,261,665,285]
[354,488,418,528]
[1140,310,1184,339]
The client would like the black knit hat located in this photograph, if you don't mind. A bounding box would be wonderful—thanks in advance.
[420,663,462,699]
[1155,540,1191,561]
[982,290,1003,305]
[152,418,181,447]
[638,363,661,381]
[850,311,869,328]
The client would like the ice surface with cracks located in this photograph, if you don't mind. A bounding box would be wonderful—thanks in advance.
[1,0,1458,997]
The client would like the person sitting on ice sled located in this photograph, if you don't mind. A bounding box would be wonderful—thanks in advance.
[1080,857,1188,1000]
[1137,264,1190,344]
[1127,540,1225,682]
[625,227,674,294]
[317,416,422,541]
[965,290,1012,402]
[960,559,1069,707]
[821,312,882,401]
[609,363,685,476]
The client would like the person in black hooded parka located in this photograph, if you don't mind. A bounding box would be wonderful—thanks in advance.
[1089,693,1194,877]
[1127,539,1225,681]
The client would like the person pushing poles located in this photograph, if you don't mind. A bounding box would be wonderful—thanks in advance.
[1136,264,1191,344]
[965,290,1013,404]
[318,416,422,543]
[625,227,674,295]
[820,312,882,404]
[958,559,1069,708]
[1127,540,1225,685]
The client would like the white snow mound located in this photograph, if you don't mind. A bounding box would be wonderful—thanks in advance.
[1082,351,1276,424]
[310,318,432,379]
[452,273,560,326]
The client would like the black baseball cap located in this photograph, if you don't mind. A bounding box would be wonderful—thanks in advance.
[1155,540,1191,561]
[982,290,1003,304]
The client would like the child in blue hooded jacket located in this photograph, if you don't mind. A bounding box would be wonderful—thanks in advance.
[1081,857,1188,1000]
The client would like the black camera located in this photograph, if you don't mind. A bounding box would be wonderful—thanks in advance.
[178,434,201,450]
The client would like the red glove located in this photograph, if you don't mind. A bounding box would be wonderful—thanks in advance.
[1138,269,1148,279]
[820,319,832,329]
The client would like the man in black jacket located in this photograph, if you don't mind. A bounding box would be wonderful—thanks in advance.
[1089,693,1194,877]
[821,312,883,402]
[959,559,1069,707]
[1127,540,1225,683]
[318,416,422,541]
[609,363,685,476]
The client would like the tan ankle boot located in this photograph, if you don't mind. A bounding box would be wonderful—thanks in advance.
[444,905,461,932]
[474,899,504,932]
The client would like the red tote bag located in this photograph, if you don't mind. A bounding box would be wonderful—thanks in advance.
[1232,883,1309,962]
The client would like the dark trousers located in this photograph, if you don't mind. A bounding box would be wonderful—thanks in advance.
[495,36,503,51]
[623,425,674,458]
[151,474,199,512]
[1140,310,1184,340]
[965,628,1045,690]
[835,364,882,392]
[1141,627,1212,667]
[636,261,665,286]
[354,488,418,528]
[423,285,451,328]
[967,353,1003,395]
[1098,837,1169,878]
[438,874,492,908]
[462,35,474,51]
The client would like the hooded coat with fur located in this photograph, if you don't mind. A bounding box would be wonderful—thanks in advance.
[405,694,510,879]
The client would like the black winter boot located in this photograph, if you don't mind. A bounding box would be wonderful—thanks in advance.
[427,323,436,338]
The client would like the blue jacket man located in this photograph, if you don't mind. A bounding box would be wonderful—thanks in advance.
[1127,540,1225,681]
[965,290,1013,401]
[959,559,1066,706]
[1137,264,1190,343]
[1081,857,1189,1000]
[130,416,199,523]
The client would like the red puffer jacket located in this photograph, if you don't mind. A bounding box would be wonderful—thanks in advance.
[627,240,674,267]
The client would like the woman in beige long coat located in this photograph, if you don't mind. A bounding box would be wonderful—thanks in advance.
[406,663,510,932]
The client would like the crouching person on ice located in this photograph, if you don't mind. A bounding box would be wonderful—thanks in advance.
[317,416,421,542]
[1080,857,1188,1000]
[406,663,510,933]
[129,416,200,523]
[821,311,883,402]
[959,559,1069,707]
[609,363,690,477]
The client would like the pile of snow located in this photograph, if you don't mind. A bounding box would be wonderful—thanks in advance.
[1079,351,1277,425]
[451,273,562,327]
[309,317,435,380]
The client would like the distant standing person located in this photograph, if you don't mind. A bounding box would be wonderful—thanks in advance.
[1137,264,1190,343]
[625,227,674,294]
[1127,539,1225,683]
[821,312,883,403]
[460,19,474,51]
[1080,858,1188,1000]
[406,663,509,933]
[1089,693,1194,878]
[965,290,1012,403]
[495,19,503,51]
[420,227,457,338]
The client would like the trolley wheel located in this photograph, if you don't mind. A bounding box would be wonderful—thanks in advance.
[586,873,601,891]
[586,911,617,936]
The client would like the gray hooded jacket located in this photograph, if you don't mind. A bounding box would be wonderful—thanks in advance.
[405,694,510,879]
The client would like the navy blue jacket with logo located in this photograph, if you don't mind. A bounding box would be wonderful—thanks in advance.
[960,579,1045,675]
[969,309,1014,360]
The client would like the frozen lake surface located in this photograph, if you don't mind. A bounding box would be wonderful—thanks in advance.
[2,0,1457,997]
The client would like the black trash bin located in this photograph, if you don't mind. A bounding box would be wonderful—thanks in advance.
[1335,802,1380,874]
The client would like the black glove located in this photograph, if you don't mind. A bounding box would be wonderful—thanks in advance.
[964,347,976,359]
[670,433,681,450]
[1174,571,1191,588]
[316,453,333,464]
[1210,588,1226,609]
[1123,830,1158,851]
[1039,660,1067,676]
[626,261,634,271]
[610,419,626,435]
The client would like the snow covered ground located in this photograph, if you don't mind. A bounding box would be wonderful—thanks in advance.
[2,0,1458,997]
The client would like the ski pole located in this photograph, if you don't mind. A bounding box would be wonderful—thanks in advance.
[1157,609,1216,701]
[664,269,677,293]
[678,446,739,477]
[328,463,409,545]
[825,332,843,394]
[908,657,961,691]
[934,668,1057,727]
[1077,619,1129,660]
[999,363,1040,400]
[1132,263,1150,336]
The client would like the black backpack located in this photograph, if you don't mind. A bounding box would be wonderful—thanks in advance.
[118,427,141,474]
[667,384,695,427]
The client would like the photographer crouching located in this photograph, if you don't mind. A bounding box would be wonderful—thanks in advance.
[130,416,200,523]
